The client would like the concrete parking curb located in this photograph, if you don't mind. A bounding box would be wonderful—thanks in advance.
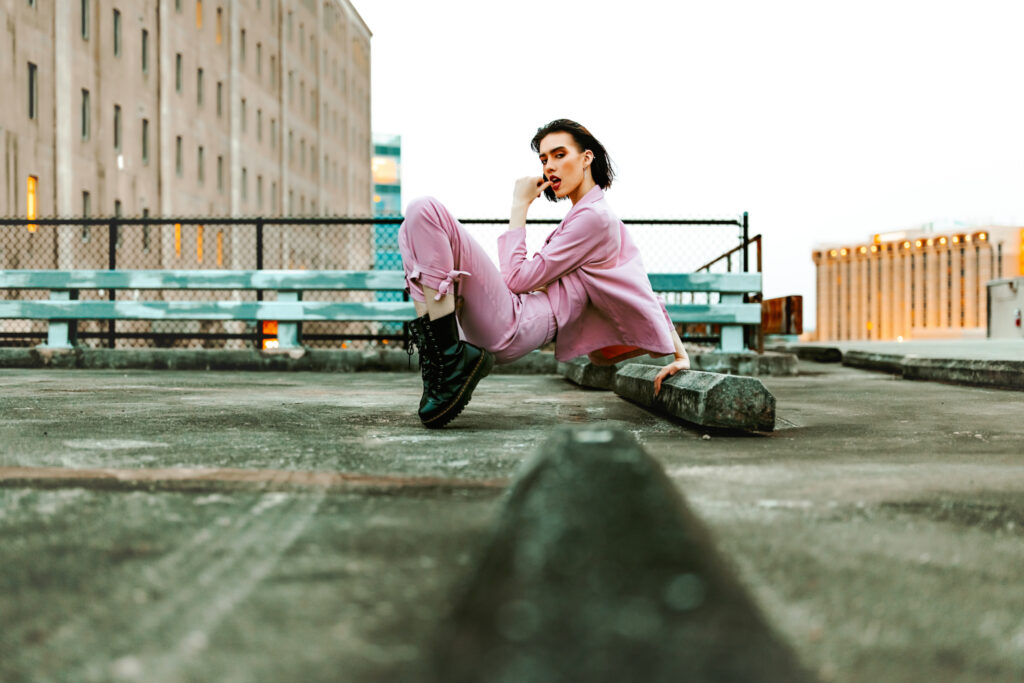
[0,347,557,374]
[841,350,906,374]
[559,352,798,391]
[433,426,810,683]
[614,364,776,432]
[770,344,843,363]
[900,356,1024,390]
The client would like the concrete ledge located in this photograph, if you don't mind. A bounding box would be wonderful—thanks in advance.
[557,356,664,390]
[842,350,906,374]
[560,352,796,391]
[614,364,776,432]
[772,344,843,363]
[692,351,798,376]
[901,356,1024,390]
[0,347,557,374]
[434,426,810,682]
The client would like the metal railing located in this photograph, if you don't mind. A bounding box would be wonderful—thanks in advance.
[0,214,751,349]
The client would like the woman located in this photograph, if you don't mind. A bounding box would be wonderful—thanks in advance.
[399,119,690,428]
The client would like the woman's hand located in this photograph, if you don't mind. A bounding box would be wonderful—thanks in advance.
[513,176,552,206]
[509,176,552,231]
[653,355,691,397]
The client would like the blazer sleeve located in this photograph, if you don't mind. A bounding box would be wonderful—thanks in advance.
[497,206,613,294]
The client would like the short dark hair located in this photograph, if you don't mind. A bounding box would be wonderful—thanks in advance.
[531,119,615,202]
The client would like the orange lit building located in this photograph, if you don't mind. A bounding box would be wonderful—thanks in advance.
[812,225,1024,341]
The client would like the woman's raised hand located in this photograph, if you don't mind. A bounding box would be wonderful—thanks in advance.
[512,176,552,207]
[653,356,691,397]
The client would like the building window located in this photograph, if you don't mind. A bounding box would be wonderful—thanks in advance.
[257,175,263,209]
[81,89,90,139]
[27,63,38,120]
[256,43,262,77]
[217,155,224,193]
[175,0,181,12]
[271,181,278,213]
[311,145,316,174]
[176,136,183,176]
[287,11,292,41]
[240,29,246,63]
[270,55,276,88]
[288,71,294,103]
[216,6,222,44]
[216,81,223,116]
[142,119,149,164]
[240,98,246,132]
[256,108,262,141]
[143,208,151,253]
[26,176,38,232]
[300,138,305,169]
[288,130,293,162]
[197,146,205,183]
[82,191,91,242]
[113,105,121,150]
[241,167,248,200]
[81,0,89,39]
[176,53,183,92]
[299,80,305,113]
[197,68,203,105]
[196,0,203,30]
[270,118,276,148]
[113,10,121,56]
[141,29,149,73]
[299,23,304,48]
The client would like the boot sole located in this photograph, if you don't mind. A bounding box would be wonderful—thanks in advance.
[421,350,495,429]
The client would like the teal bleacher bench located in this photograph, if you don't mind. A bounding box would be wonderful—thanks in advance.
[0,270,761,352]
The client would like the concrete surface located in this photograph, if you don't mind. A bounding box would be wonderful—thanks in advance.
[435,426,811,683]
[559,353,797,391]
[691,351,798,376]
[1,363,1023,682]
[781,339,1024,361]
[776,340,1024,390]
[0,347,559,375]
[614,364,776,432]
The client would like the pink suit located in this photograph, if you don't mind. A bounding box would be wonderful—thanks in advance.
[398,186,674,364]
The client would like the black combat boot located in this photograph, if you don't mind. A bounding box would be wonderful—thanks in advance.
[406,311,494,428]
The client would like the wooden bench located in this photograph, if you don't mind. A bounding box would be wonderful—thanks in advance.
[0,270,761,352]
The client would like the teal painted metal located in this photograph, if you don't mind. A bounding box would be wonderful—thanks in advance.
[663,303,761,325]
[42,290,74,349]
[0,300,756,325]
[0,269,409,291]
[0,300,419,321]
[647,272,761,293]
[1,269,760,294]
[0,268,761,352]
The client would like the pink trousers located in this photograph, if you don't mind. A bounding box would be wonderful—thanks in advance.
[398,197,556,364]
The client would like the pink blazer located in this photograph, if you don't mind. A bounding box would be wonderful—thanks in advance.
[497,186,675,362]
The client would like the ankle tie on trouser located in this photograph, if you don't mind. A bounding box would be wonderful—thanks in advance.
[406,266,471,301]
[435,270,470,300]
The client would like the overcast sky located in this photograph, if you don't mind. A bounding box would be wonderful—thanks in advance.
[357,0,1024,331]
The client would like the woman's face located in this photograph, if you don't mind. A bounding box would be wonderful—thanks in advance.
[538,132,593,200]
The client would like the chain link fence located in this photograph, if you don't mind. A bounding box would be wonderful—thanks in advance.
[0,215,752,349]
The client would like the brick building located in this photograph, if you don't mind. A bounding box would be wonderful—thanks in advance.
[0,0,373,271]
[812,225,1023,341]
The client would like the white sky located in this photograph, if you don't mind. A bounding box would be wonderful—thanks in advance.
[357,0,1024,331]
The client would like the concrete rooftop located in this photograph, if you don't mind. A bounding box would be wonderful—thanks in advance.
[1,362,1022,682]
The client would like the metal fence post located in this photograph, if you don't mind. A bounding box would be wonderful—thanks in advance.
[107,219,117,348]
[255,217,264,349]
[742,211,749,273]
